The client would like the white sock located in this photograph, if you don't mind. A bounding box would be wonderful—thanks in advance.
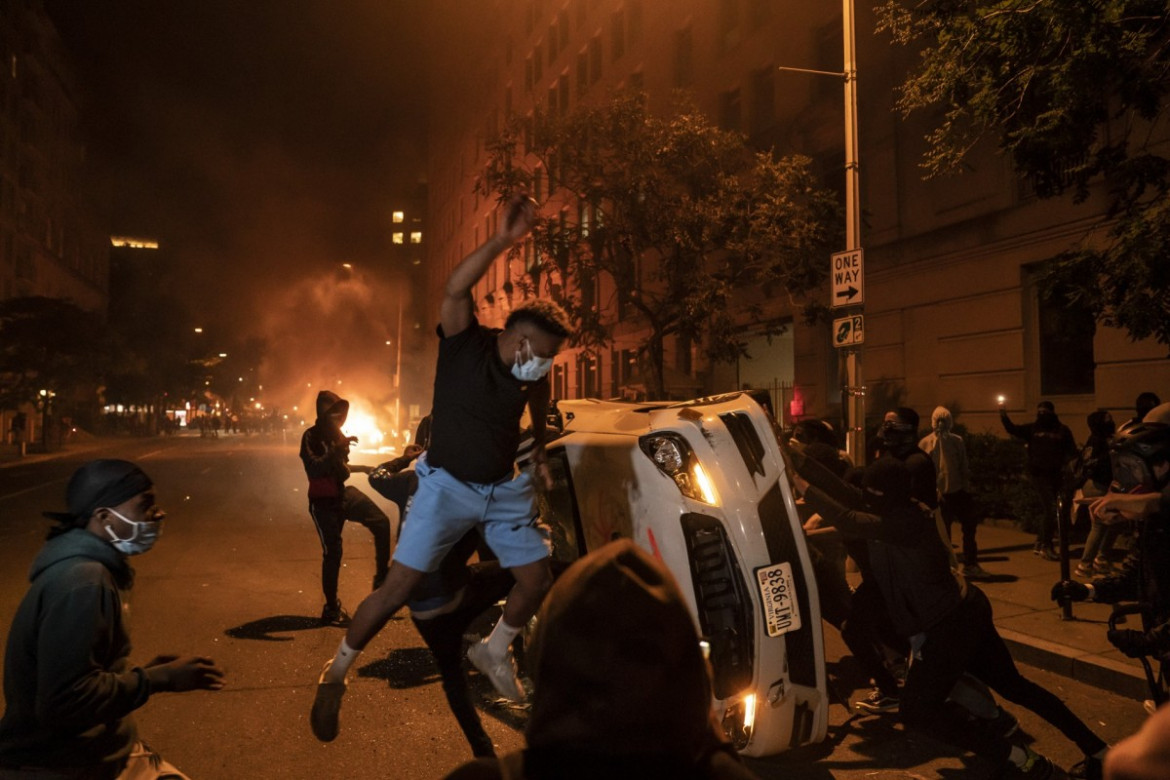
[484,618,522,658]
[326,638,360,683]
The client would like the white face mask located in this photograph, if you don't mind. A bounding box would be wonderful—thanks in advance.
[104,507,162,556]
[512,340,553,381]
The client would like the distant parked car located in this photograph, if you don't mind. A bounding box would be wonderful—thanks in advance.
[535,391,827,757]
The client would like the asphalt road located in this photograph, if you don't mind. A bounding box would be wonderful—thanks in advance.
[0,436,1151,778]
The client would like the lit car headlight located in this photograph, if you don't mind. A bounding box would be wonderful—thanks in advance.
[639,433,720,505]
[721,691,758,750]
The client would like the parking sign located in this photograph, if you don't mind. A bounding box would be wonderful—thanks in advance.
[833,314,864,348]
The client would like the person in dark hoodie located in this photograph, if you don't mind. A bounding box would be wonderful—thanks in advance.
[792,455,1107,779]
[0,459,225,779]
[300,390,393,626]
[876,407,938,510]
[444,539,759,780]
[1001,399,1079,561]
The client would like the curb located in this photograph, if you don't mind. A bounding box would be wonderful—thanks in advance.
[999,627,1153,702]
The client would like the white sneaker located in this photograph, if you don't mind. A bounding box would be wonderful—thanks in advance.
[467,640,526,702]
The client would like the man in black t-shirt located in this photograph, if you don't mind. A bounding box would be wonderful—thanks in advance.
[311,193,571,741]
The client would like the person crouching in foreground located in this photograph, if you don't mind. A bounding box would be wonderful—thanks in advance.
[0,459,225,779]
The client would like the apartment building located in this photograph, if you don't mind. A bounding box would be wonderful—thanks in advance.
[423,0,1170,437]
[0,0,107,310]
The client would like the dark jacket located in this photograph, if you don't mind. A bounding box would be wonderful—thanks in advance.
[1000,410,1078,481]
[800,464,960,640]
[299,390,352,499]
[0,530,149,774]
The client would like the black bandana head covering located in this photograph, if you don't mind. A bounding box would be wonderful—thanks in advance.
[44,459,153,533]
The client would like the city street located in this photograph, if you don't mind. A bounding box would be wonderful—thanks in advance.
[0,436,1151,778]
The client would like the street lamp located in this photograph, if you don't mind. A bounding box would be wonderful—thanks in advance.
[779,0,864,459]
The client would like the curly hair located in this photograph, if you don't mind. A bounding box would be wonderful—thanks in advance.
[505,299,571,339]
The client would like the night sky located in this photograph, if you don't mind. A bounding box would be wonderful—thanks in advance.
[45,1,430,338]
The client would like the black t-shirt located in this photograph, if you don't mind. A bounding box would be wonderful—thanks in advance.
[428,318,546,484]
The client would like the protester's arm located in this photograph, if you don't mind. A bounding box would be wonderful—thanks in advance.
[789,446,865,509]
[37,583,155,729]
[799,483,884,540]
[440,193,535,338]
[999,409,1026,440]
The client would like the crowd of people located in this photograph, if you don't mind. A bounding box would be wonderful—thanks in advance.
[0,192,1167,779]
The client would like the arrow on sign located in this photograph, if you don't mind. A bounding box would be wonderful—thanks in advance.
[835,285,859,302]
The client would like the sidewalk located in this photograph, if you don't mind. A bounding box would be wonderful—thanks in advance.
[973,521,1156,702]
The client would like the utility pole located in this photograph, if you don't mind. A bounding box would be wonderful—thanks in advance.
[779,0,865,459]
[841,0,865,461]
[394,289,403,439]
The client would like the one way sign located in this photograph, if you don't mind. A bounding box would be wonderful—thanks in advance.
[830,249,864,309]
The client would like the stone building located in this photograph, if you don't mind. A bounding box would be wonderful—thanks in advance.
[422,0,1170,440]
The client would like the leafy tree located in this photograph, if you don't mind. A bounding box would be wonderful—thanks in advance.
[876,1,1170,346]
[0,296,112,415]
[479,93,841,399]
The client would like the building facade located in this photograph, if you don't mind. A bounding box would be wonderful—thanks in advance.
[0,0,107,309]
[422,0,1170,441]
[0,0,108,449]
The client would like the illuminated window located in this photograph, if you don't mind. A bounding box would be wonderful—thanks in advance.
[393,232,404,244]
[410,232,422,244]
[392,211,404,223]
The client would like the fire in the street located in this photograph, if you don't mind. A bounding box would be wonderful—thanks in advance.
[341,402,387,452]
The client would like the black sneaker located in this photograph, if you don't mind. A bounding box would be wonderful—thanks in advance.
[1038,546,1060,562]
[320,602,351,627]
[1068,755,1102,780]
[854,687,900,714]
[990,706,1019,739]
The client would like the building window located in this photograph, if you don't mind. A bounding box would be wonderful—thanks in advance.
[549,22,559,62]
[717,0,741,53]
[1037,283,1096,396]
[392,232,404,244]
[558,73,570,116]
[629,69,644,91]
[392,211,404,223]
[719,88,742,133]
[629,0,643,42]
[610,8,625,61]
[525,55,534,92]
[577,49,589,95]
[749,67,775,135]
[410,231,422,244]
[674,26,694,87]
[589,35,603,84]
[534,44,543,83]
[558,8,570,49]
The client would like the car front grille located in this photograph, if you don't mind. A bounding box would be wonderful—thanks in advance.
[719,412,767,478]
[681,513,754,700]
[757,483,817,689]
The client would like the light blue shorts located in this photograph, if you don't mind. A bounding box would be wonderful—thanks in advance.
[393,453,551,573]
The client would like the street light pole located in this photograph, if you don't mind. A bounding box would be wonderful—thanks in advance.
[779,0,865,459]
[394,288,403,438]
[841,0,865,461]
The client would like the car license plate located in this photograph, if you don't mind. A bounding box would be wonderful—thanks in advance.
[755,561,802,637]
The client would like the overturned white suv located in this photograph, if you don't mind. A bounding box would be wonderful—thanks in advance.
[535,391,827,757]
